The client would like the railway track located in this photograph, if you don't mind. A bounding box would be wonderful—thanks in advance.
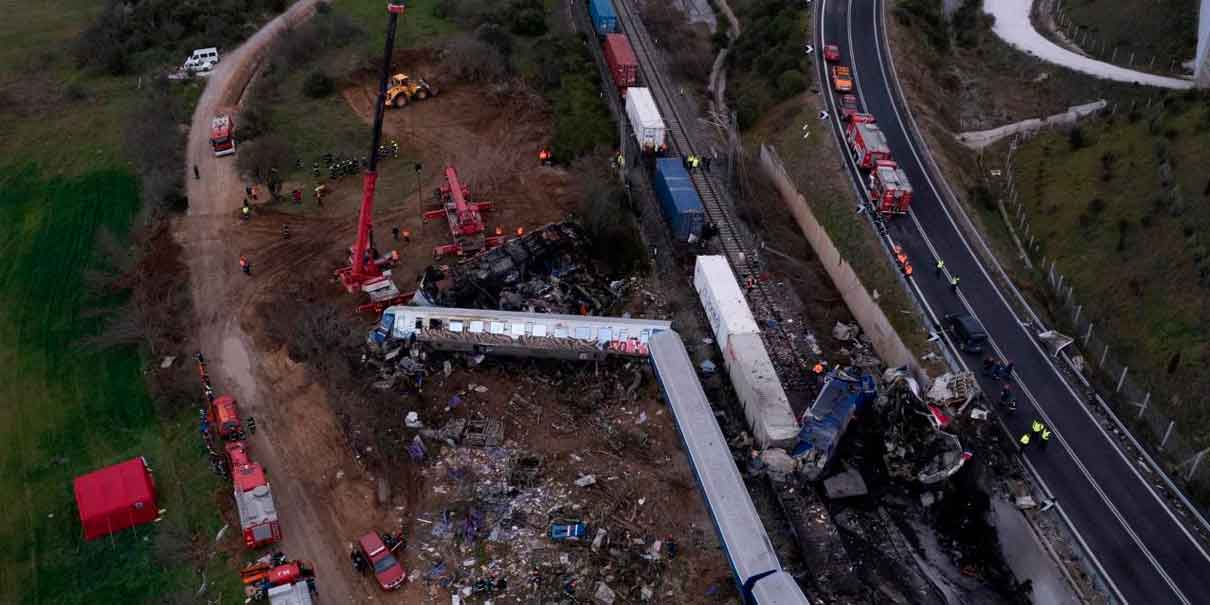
[612,0,812,389]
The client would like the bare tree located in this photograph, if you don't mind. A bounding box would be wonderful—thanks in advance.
[442,34,509,83]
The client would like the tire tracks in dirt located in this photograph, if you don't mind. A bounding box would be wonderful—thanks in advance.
[177,2,383,602]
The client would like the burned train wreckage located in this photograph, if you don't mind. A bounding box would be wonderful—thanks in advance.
[412,222,620,315]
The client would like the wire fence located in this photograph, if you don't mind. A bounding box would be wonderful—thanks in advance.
[999,132,1210,519]
[1039,0,1189,76]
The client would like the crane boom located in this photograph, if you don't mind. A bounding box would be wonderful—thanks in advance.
[340,0,407,292]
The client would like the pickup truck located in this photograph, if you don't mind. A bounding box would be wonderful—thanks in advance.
[831,65,853,92]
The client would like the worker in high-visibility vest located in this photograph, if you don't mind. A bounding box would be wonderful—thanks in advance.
[950,275,960,293]
[1019,432,1032,449]
[1040,427,1052,450]
[239,255,251,275]
[1031,419,1044,437]
[935,259,945,277]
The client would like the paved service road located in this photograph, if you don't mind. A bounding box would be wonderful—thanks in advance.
[815,0,1210,602]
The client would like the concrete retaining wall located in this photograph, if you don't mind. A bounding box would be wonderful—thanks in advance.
[758,144,921,377]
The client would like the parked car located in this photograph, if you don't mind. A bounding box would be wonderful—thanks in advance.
[945,314,988,354]
[357,532,406,591]
[549,521,587,541]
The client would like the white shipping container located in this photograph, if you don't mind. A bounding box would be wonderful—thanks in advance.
[624,88,667,151]
[725,332,800,448]
[693,255,759,351]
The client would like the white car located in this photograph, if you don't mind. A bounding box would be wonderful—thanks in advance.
[182,47,220,73]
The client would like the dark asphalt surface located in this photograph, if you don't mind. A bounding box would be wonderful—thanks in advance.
[815,0,1210,602]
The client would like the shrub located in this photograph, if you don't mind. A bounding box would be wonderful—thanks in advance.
[776,70,806,99]
[510,7,547,37]
[1088,197,1106,214]
[302,71,335,98]
[1068,126,1086,150]
[442,34,509,82]
[237,134,291,182]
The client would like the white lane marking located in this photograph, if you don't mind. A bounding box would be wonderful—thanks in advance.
[863,0,1197,600]
[868,0,1210,573]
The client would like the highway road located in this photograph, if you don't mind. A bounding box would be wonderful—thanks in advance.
[815,0,1210,602]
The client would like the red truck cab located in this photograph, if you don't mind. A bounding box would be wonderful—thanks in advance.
[358,532,406,591]
[210,114,236,157]
[824,44,841,62]
[839,95,860,121]
[209,395,244,440]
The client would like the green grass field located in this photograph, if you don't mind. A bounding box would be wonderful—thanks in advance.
[0,0,246,600]
[0,166,240,603]
[1058,0,1198,73]
[1009,94,1210,437]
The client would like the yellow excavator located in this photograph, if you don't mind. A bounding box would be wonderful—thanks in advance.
[384,73,438,108]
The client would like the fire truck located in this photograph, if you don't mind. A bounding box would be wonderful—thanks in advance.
[211,114,236,157]
[845,114,891,170]
[868,160,913,215]
[226,441,282,548]
[208,395,245,441]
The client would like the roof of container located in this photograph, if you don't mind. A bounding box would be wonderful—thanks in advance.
[694,255,760,331]
[73,458,156,537]
[875,164,912,190]
[589,0,617,19]
[604,34,637,65]
[268,582,313,605]
[234,473,278,527]
[855,122,890,153]
[626,88,665,129]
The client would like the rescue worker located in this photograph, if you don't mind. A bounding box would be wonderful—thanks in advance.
[292,189,302,204]
[703,155,712,173]
[241,202,251,221]
[1040,426,1052,450]
[950,275,961,293]
[811,360,827,386]
[983,356,996,376]
[193,164,200,180]
[239,255,251,275]
[1031,419,1045,441]
[516,226,525,237]
[935,259,945,277]
[1003,360,1015,377]
[281,224,290,240]
[1019,431,1032,449]
[495,226,504,237]
[402,229,411,244]
[313,162,322,178]
[1000,383,1013,404]
[392,226,400,241]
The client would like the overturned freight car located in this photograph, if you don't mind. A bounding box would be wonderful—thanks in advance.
[694,255,799,448]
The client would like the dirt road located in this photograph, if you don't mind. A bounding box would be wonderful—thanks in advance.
[179,1,380,602]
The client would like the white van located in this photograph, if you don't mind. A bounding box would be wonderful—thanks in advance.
[183,47,219,72]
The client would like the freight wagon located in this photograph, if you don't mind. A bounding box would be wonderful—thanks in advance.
[624,87,668,153]
[603,33,638,90]
[653,158,705,241]
[693,256,800,448]
[588,0,619,35]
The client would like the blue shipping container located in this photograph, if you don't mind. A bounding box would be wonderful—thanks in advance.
[653,158,705,241]
[589,0,619,35]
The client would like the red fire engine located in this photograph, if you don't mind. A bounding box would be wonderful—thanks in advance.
[845,114,891,170]
[868,160,914,215]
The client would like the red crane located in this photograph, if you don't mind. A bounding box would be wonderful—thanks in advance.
[337,0,408,294]
[423,165,499,257]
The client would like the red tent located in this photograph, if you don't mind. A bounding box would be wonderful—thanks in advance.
[73,457,158,541]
